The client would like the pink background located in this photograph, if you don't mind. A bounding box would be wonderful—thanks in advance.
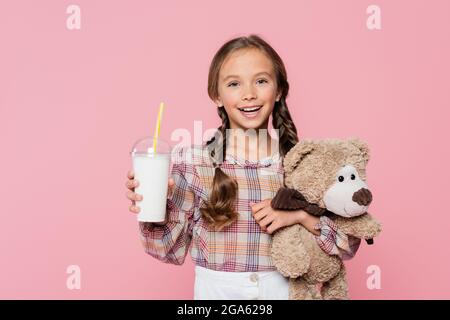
[1,0,449,299]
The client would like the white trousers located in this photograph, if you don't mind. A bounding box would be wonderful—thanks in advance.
[194,265,289,300]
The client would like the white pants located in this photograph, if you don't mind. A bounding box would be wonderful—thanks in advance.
[194,265,289,300]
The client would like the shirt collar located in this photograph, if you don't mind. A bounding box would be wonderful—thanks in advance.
[224,152,282,168]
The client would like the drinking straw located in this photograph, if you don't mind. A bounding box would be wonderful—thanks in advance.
[152,102,165,153]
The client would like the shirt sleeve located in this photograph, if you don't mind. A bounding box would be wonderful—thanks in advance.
[314,216,361,260]
[138,147,198,265]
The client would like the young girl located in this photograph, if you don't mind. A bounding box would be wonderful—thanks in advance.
[125,35,360,300]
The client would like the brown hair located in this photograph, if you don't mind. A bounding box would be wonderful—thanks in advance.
[200,34,299,231]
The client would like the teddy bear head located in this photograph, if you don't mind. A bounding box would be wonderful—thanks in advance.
[282,138,372,218]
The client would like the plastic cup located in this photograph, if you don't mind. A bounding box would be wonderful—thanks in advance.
[130,136,171,222]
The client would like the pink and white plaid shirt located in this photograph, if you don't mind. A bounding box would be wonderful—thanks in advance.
[138,143,360,272]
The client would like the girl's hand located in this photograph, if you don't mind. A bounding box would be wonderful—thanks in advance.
[125,170,175,214]
[250,199,304,234]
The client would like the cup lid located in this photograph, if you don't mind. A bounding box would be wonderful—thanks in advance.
[131,136,171,156]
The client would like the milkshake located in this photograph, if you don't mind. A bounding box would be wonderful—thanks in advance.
[131,136,171,222]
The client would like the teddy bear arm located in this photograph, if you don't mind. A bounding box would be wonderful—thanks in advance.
[334,213,382,240]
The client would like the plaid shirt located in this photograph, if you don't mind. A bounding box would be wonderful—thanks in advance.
[139,143,360,272]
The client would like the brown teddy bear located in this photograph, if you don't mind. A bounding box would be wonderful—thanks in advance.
[270,138,382,300]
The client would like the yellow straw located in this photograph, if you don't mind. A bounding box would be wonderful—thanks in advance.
[152,102,165,153]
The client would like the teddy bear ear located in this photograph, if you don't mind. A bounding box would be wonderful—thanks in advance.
[283,140,315,174]
[349,138,370,164]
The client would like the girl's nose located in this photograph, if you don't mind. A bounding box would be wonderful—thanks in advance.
[242,84,257,101]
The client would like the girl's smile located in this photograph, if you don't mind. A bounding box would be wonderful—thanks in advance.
[238,104,263,118]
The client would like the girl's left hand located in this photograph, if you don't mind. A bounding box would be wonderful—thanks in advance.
[250,199,303,234]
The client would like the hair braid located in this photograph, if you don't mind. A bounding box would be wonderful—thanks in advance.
[272,98,299,157]
[201,107,239,231]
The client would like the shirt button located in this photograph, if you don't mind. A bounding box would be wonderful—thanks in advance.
[250,273,259,283]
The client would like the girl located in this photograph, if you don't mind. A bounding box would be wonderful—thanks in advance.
[125,35,360,300]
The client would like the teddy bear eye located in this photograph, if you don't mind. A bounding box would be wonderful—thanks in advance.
[338,176,344,182]
[351,174,356,180]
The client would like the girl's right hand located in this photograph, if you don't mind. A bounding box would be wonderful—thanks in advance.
[125,170,175,214]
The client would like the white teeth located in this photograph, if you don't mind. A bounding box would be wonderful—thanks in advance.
[239,106,261,112]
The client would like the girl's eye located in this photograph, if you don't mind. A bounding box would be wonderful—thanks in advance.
[227,82,239,87]
[256,79,268,84]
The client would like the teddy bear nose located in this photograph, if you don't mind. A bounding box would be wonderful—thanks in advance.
[352,188,372,206]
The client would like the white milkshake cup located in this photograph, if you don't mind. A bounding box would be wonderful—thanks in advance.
[130,136,171,222]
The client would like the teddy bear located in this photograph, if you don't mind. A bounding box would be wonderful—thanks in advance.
[270,138,382,300]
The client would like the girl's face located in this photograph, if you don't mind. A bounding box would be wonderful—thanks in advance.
[215,48,281,131]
